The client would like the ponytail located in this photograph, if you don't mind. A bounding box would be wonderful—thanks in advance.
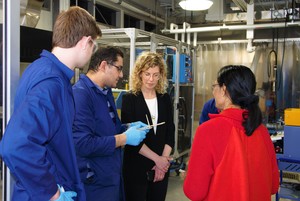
[240,95,262,136]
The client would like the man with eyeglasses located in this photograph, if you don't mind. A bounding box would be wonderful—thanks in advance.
[72,46,149,201]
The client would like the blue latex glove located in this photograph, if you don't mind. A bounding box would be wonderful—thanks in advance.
[54,185,77,201]
[128,121,148,128]
[125,125,149,146]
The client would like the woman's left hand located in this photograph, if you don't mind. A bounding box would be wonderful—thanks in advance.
[153,166,165,182]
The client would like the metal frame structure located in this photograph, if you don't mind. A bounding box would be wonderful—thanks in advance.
[98,28,194,159]
[2,1,21,201]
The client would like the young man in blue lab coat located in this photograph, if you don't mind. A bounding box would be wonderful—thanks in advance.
[0,6,101,201]
[72,47,149,201]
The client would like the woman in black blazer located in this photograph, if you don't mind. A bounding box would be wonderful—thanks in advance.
[121,51,175,201]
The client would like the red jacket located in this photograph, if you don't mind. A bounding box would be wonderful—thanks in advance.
[183,108,279,201]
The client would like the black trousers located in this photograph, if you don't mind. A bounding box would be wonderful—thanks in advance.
[124,172,169,201]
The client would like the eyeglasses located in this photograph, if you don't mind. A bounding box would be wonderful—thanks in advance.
[109,63,123,73]
[90,39,98,54]
[143,72,160,80]
[211,83,219,90]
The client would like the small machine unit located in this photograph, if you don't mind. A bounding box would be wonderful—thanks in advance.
[172,54,193,84]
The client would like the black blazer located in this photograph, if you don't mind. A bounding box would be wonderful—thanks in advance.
[121,91,175,180]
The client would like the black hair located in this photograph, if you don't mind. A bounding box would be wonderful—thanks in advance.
[88,46,124,72]
[217,65,262,136]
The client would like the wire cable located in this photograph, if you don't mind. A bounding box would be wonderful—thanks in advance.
[267,50,277,79]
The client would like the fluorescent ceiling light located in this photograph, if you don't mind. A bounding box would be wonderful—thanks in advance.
[179,0,213,11]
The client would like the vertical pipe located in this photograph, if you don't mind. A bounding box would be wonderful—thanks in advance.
[173,42,182,158]
[150,33,158,52]
[193,32,197,47]
[2,0,20,200]
[125,28,137,89]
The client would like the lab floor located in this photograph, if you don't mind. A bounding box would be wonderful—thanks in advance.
[166,172,189,201]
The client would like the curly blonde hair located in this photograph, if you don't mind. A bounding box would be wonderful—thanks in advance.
[130,51,168,95]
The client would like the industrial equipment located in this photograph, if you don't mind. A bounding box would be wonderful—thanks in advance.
[172,54,193,84]
[276,108,300,201]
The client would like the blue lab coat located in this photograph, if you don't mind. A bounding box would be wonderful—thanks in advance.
[199,98,219,125]
[72,74,125,201]
[0,50,85,201]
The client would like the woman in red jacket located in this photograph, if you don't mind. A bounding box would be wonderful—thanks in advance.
[184,65,279,201]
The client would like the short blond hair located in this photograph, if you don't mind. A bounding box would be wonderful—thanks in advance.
[130,51,168,94]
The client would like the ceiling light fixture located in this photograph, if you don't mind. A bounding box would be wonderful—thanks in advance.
[179,0,213,11]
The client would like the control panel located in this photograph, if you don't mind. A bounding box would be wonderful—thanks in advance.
[172,54,193,84]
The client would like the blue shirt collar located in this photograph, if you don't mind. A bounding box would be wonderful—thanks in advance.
[40,50,75,80]
[79,74,110,95]
[95,84,109,95]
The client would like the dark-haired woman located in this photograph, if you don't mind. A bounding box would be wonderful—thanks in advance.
[183,65,279,201]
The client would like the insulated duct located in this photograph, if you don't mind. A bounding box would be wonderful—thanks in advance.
[106,0,165,24]
[232,0,247,11]
[20,0,44,28]
[166,21,300,34]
